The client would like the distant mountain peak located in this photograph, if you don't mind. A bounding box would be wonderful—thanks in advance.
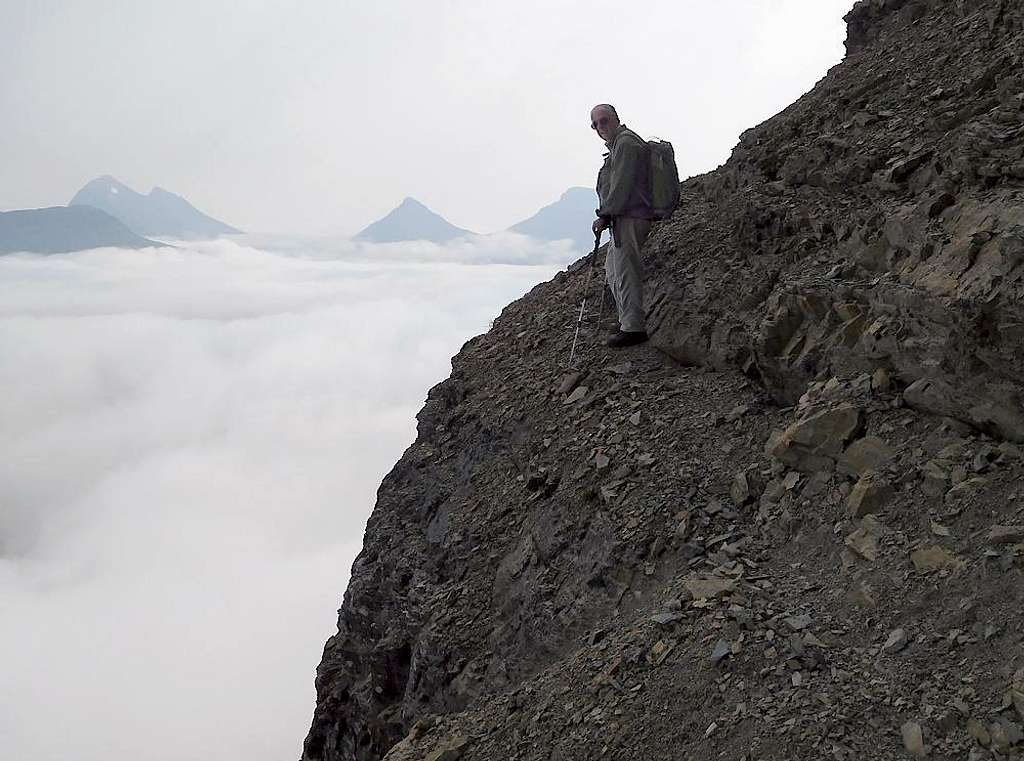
[561,186,593,197]
[69,176,240,239]
[355,197,474,244]
[508,186,598,252]
[82,175,129,190]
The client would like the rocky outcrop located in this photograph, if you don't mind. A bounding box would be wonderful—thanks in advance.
[303,2,1024,760]
[646,0,1024,440]
[844,0,926,55]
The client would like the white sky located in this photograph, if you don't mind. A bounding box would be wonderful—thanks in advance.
[1,0,854,234]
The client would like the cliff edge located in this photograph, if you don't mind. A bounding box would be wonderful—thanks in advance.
[304,2,1024,759]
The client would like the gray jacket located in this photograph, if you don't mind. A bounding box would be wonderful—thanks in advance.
[596,125,653,220]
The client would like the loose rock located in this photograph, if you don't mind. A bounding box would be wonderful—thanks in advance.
[848,474,893,517]
[767,404,863,472]
[840,436,896,477]
[558,372,585,395]
[911,546,966,572]
[901,721,926,758]
[710,638,731,666]
[883,627,909,654]
[563,385,589,405]
[987,525,1024,545]
[683,577,738,600]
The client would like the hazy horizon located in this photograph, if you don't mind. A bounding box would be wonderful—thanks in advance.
[2,1,855,235]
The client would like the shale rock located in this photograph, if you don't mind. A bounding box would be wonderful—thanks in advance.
[988,525,1024,545]
[911,545,966,573]
[767,403,862,472]
[901,721,926,758]
[848,473,893,517]
[839,436,896,477]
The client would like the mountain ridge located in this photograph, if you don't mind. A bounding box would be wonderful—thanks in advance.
[302,2,1024,760]
[69,175,240,239]
[0,205,159,255]
[508,187,598,253]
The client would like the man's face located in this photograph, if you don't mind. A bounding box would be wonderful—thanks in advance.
[590,107,619,142]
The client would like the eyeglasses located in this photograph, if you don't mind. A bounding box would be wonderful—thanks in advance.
[591,117,612,130]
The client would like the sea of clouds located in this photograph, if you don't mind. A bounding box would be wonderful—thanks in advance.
[0,236,576,760]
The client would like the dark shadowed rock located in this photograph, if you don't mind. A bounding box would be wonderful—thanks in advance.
[839,436,896,477]
[987,525,1024,545]
[767,404,862,472]
[848,473,893,517]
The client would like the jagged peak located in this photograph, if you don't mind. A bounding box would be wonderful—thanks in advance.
[844,0,935,56]
[69,176,239,237]
[560,187,594,199]
[79,174,134,194]
[396,196,432,211]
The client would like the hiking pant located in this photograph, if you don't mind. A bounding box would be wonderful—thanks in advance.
[606,217,653,333]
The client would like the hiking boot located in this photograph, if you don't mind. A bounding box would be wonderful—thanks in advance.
[606,330,648,348]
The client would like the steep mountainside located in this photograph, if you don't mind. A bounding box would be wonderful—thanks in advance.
[355,197,475,243]
[509,187,599,253]
[303,2,1024,760]
[69,176,240,239]
[0,206,158,254]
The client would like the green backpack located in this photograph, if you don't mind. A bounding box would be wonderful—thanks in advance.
[616,127,681,220]
[646,137,681,220]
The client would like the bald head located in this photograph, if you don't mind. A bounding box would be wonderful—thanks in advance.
[590,104,620,142]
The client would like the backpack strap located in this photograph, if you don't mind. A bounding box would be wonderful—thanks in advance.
[620,127,648,147]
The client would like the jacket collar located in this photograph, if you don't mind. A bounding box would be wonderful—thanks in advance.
[605,124,631,150]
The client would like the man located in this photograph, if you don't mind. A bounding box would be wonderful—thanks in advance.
[591,103,654,348]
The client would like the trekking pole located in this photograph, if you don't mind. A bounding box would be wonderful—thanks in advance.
[568,231,601,368]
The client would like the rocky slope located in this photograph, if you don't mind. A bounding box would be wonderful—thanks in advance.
[303,2,1024,759]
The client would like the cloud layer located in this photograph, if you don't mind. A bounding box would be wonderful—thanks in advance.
[0,239,565,760]
[237,230,585,265]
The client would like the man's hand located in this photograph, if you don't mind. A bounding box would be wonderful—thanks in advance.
[592,217,610,236]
